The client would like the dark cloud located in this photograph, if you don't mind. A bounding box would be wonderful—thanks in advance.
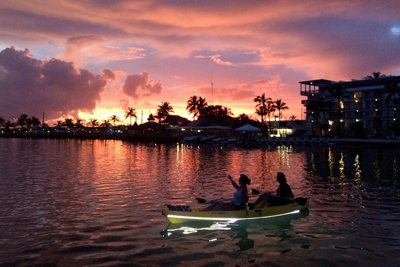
[66,35,103,46]
[101,68,116,80]
[122,72,162,99]
[0,47,107,119]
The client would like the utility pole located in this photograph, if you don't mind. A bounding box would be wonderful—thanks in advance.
[211,71,214,105]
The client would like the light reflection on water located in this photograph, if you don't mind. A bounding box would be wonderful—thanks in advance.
[0,139,400,267]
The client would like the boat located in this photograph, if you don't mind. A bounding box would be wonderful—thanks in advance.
[162,197,309,224]
[198,134,215,143]
[182,135,199,143]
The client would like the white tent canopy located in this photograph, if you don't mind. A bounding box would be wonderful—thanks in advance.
[235,124,260,132]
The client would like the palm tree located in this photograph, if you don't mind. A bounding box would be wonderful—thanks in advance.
[201,105,233,124]
[367,72,382,79]
[255,105,268,127]
[238,113,251,125]
[157,102,174,123]
[186,96,208,119]
[63,118,74,128]
[31,116,41,127]
[109,115,120,126]
[75,119,84,128]
[290,115,297,121]
[0,117,6,128]
[306,97,331,136]
[17,114,28,128]
[54,120,63,129]
[266,100,276,123]
[273,99,289,120]
[101,119,112,128]
[2,120,14,130]
[88,118,99,128]
[254,94,272,135]
[125,107,137,126]
[272,99,289,135]
[186,95,199,119]
[197,96,208,117]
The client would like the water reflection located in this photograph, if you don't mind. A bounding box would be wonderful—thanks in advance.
[1,139,400,267]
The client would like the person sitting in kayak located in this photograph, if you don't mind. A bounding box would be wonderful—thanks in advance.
[202,174,251,211]
[253,172,294,208]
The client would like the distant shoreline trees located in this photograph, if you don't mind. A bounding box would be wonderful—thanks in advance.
[1,94,293,133]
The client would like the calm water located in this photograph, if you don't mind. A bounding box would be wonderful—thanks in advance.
[0,138,399,267]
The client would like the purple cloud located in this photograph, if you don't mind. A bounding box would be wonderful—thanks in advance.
[0,47,108,120]
[122,72,162,99]
[101,68,116,80]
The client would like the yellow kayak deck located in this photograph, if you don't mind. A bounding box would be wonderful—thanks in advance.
[162,199,309,224]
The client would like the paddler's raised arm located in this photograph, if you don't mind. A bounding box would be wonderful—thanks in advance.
[228,175,240,190]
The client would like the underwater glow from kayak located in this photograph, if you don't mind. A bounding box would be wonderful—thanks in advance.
[165,222,233,235]
[167,210,300,222]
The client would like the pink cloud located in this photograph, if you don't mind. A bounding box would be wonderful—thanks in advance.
[122,72,162,99]
[0,47,107,120]
[101,68,116,80]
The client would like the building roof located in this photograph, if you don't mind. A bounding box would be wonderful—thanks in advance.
[161,115,190,126]
[299,79,333,85]
[300,75,400,89]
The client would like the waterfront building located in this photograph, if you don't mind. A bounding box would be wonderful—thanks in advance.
[300,75,400,137]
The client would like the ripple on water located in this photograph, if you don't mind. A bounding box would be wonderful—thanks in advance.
[1,140,400,267]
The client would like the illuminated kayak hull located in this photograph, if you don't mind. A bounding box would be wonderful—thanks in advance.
[162,198,309,224]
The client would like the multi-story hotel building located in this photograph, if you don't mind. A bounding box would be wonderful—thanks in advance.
[300,75,400,137]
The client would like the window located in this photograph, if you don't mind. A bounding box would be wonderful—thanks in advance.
[354,92,362,99]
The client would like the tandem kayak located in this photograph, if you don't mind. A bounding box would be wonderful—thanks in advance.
[162,197,309,224]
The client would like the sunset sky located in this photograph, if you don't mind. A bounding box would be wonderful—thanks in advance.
[1,0,400,125]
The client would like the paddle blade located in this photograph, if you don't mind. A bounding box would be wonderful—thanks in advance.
[196,197,207,204]
[251,188,261,195]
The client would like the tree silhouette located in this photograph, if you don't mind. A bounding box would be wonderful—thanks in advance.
[109,115,120,126]
[2,120,14,130]
[125,107,137,126]
[186,95,199,119]
[75,119,84,128]
[63,118,74,128]
[101,119,112,128]
[272,99,289,135]
[157,102,174,123]
[254,93,272,135]
[186,95,208,119]
[17,114,28,128]
[201,105,233,124]
[306,97,330,136]
[88,118,99,128]
[367,72,382,79]
[54,120,63,129]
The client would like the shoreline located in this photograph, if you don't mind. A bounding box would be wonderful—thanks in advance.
[2,134,400,146]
